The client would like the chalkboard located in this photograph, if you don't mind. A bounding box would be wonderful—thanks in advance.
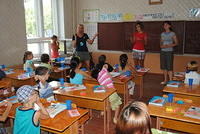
[185,21,200,54]
[98,23,124,51]
[98,21,200,54]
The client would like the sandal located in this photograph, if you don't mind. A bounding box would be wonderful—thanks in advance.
[160,81,167,85]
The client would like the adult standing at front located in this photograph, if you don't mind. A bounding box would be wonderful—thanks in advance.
[160,21,178,84]
[72,24,98,69]
[131,22,147,68]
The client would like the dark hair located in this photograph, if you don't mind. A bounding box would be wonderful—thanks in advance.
[69,57,80,79]
[91,68,100,80]
[35,66,49,76]
[51,35,57,40]
[135,21,144,31]
[116,101,152,134]
[187,61,198,72]
[41,54,50,64]
[97,55,106,71]
[23,51,33,64]
[120,54,128,70]
[163,21,173,31]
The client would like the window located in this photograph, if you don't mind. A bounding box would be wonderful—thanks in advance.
[24,0,60,58]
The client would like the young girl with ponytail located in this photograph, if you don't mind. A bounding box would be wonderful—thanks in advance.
[69,57,91,85]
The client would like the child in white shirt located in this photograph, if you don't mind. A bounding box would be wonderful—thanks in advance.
[184,61,200,85]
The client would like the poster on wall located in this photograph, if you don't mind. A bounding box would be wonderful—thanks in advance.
[83,9,100,23]
[100,13,123,21]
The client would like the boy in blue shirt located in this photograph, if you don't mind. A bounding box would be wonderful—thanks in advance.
[14,85,49,134]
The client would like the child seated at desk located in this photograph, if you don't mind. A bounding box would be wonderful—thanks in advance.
[23,51,35,72]
[184,61,200,85]
[34,67,54,100]
[117,54,136,73]
[116,101,175,134]
[40,54,52,70]
[14,85,49,134]
[69,57,91,85]
[95,55,113,72]
[91,64,122,124]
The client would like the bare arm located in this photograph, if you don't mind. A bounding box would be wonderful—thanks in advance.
[0,101,12,122]
[36,99,49,120]
[87,33,98,45]
[79,70,92,79]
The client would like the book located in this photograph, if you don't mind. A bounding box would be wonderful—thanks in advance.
[110,72,121,77]
[62,85,86,91]
[184,106,200,120]
[137,68,150,73]
[174,72,185,77]
[68,109,80,117]
[46,103,66,118]
[149,96,167,106]
[167,81,182,87]
[17,73,30,79]
[93,85,106,93]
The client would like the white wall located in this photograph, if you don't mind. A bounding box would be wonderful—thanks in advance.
[0,0,27,66]
[75,0,200,51]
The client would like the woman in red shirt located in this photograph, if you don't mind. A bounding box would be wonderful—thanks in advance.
[131,22,147,68]
[50,35,60,58]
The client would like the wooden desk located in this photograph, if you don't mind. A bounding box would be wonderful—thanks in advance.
[0,102,89,134]
[50,66,70,81]
[5,69,36,88]
[83,72,145,104]
[163,84,200,103]
[54,83,116,134]
[149,102,200,134]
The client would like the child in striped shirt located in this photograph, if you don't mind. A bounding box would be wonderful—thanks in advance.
[92,64,122,124]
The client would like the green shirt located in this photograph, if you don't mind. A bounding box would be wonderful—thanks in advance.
[40,63,52,70]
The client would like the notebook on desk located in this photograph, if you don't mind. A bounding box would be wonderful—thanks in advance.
[46,103,66,118]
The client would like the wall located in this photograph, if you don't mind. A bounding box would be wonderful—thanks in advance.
[76,0,200,73]
[92,52,200,74]
[0,0,27,66]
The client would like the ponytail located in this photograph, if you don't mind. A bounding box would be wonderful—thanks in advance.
[69,57,80,79]
[120,54,128,70]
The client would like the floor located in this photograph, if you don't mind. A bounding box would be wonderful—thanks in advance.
[84,73,182,134]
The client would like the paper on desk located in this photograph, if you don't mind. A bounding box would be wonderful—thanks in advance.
[110,72,121,77]
[62,85,86,91]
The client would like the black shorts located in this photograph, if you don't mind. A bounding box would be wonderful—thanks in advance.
[160,51,174,71]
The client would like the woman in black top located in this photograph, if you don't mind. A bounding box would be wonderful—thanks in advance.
[72,24,98,69]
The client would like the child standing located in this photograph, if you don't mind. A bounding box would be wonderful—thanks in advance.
[184,61,200,85]
[91,64,122,124]
[131,22,147,68]
[50,35,60,58]
[69,57,91,85]
[34,67,54,99]
[13,85,49,134]
[95,55,113,72]
[23,51,35,72]
[40,53,52,70]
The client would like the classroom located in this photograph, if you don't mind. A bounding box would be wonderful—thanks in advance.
[0,0,200,134]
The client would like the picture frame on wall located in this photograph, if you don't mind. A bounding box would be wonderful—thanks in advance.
[149,0,163,5]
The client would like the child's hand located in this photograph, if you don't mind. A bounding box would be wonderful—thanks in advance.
[103,64,108,69]
[6,101,12,107]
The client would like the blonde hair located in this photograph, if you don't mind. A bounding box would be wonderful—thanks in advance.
[116,101,152,134]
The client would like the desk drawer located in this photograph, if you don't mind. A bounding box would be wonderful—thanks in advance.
[160,118,200,134]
